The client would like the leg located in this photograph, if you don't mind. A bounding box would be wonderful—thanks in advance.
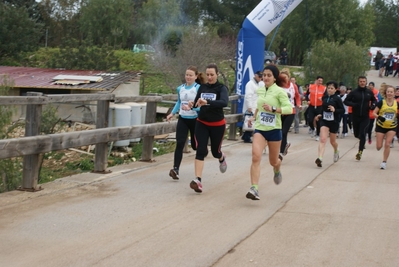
[358,118,370,152]
[173,118,190,170]
[383,131,396,162]
[280,114,295,154]
[342,114,348,134]
[294,107,300,133]
[194,121,210,178]
[307,106,316,131]
[250,133,267,186]
[317,126,329,159]
[208,124,226,160]
[375,132,384,151]
[367,118,375,143]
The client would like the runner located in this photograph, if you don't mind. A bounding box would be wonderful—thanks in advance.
[245,65,292,200]
[344,76,377,160]
[314,81,345,167]
[372,85,399,169]
[166,66,205,180]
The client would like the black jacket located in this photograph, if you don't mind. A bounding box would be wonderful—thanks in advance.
[321,93,345,123]
[194,81,229,122]
[344,86,376,118]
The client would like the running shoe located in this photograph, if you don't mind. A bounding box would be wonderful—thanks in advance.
[190,178,202,193]
[246,186,260,200]
[278,153,284,161]
[380,162,386,170]
[308,128,313,134]
[315,135,319,141]
[315,158,322,167]
[283,142,291,156]
[355,151,362,161]
[390,142,394,148]
[219,153,227,173]
[169,168,179,180]
[344,133,348,137]
[334,151,339,162]
[273,170,282,185]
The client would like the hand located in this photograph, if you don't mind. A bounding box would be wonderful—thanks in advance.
[166,113,173,122]
[328,105,335,112]
[195,98,207,107]
[262,104,272,112]
[181,104,191,111]
[377,116,386,122]
[188,100,194,109]
[315,114,321,121]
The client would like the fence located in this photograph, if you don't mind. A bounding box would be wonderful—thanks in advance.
[0,92,242,191]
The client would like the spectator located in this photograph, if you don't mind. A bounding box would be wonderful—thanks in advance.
[280,48,288,65]
[242,71,264,143]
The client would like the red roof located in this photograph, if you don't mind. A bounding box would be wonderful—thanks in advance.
[0,66,139,91]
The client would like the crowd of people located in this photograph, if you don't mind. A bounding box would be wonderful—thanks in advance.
[167,63,399,200]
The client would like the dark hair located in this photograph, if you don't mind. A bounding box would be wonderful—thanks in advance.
[206,63,219,74]
[316,76,323,80]
[368,81,375,87]
[326,81,338,89]
[187,65,206,84]
[263,64,288,88]
[358,75,367,81]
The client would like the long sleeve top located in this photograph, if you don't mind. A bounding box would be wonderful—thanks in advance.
[171,83,200,119]
[254,83,293,131]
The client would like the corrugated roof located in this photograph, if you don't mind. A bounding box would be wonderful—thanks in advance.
[0,66,139,91]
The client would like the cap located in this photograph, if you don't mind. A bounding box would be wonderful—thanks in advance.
[255,70,263,77]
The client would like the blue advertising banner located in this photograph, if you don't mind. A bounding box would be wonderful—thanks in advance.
[235,0,303,117]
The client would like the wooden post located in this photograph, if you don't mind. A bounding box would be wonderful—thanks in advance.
[141,101,157,161]
[21,92,43,191]
[94,99,110,173]
[228,95,238,140]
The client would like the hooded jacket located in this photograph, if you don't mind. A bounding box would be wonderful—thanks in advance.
[344,86,377,118]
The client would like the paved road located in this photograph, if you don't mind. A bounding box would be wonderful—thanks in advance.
[1,71,399,267]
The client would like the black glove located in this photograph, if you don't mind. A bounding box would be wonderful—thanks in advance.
[377,116,386,122]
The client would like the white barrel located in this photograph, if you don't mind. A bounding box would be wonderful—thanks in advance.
[108,103,132,147]
[124,102,143,143]
[137,102,147,124]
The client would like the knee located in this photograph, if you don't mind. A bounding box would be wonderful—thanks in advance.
[196,147,208,160]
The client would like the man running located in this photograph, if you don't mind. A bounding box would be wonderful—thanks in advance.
[344,76,377,160]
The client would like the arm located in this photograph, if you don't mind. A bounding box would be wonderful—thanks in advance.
[208,85,229,108]
[334,95,345,115]
[167,86,182,121]
[293,84,301,108]
[245,83,256,112]
[343,92,356,107]
[279,89,294,115]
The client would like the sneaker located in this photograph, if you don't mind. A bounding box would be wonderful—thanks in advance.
[190,178,202,193]
[380,162,386,170]
[390,142,394,148]
[278,153,284,161]
[334,151,339,162]
[246,186,260,200]
[308,128,313,134]
[344,133,348,137]
[315,135,319,141]
[283,142,291,156]
[315,158,322,167]
[219,153,227,173]
[169,168,179,180]
[273,170,282,185]
[356,151,362,161]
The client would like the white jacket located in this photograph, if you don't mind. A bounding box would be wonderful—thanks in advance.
[243,78,264,113]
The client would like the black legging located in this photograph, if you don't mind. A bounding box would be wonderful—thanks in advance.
[307,105,322,135]
[173,117,197,170]
[352,116,370,152]
[194,120,225,161]
[280,114,295,153]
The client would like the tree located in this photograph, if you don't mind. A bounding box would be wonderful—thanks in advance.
[79,0,133,48]
[0,2,43,60]
[151,26,236,91]
[368,0,399,47]
[275,0,375,65]
[303,40,370,87]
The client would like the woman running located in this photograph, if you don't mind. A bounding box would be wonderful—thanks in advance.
[166,66,205,180]
[315,81,345,167]
[245,65,292,200]
[372,85,399,169]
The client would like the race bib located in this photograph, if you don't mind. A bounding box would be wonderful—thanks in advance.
[201,93,216,101]
[323,111,334,121]
[259,112,276,127]
[383,112,394,120]
[180,100,196,116]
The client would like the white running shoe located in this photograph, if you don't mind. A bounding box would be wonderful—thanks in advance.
[283,142,291,156]
[390,142,394,148]
[380,162,386,170]
[315,135,319,141]
[334,151,339,162]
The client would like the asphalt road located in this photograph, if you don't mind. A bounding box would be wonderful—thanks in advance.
[1,70,399,267]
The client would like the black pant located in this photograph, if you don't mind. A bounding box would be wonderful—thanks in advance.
[367,118,375,141]
[173,117,197,170]
[194,120,225,161]
[340,114,348,134]
[280,114,295,153]
[352,116,370,152]
[307,105,322,135]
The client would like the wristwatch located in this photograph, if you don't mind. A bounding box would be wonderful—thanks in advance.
[272,106,277,113]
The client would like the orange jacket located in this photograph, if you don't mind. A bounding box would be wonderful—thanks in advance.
[369,87,380,119]
[308,84,326,107]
